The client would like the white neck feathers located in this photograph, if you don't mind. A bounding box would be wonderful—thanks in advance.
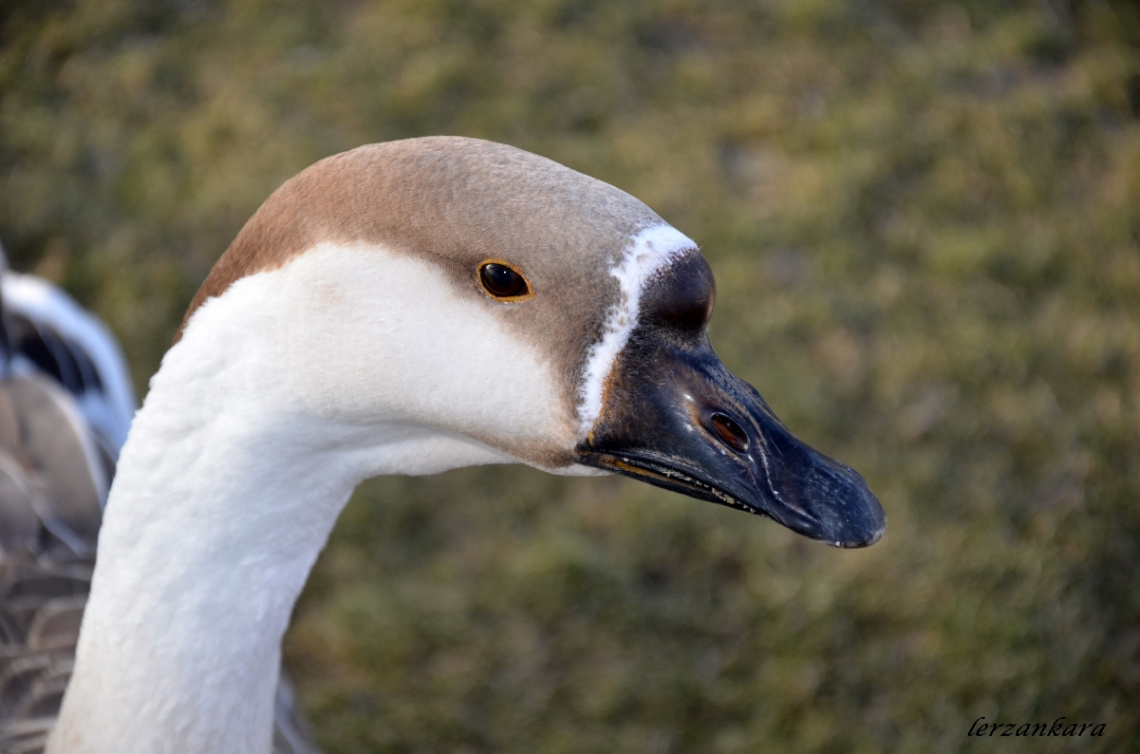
[51,242,572,753]
[52,217,695,750]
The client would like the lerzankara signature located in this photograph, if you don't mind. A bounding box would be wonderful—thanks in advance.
[968,717,1106,738]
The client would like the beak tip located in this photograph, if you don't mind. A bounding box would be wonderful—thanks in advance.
[866,515,888,546]
[833,513,887,549]
[825,490,887,549]
[757,450,887,549]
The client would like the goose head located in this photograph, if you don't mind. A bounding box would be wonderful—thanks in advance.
[178,136,885,547]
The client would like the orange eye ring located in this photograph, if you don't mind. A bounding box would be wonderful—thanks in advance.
[477,259,533,301]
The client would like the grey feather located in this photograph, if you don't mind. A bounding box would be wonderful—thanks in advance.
[0,266,320,754]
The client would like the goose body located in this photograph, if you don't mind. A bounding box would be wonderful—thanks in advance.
[0,256,134,752]
[4,138,885,753]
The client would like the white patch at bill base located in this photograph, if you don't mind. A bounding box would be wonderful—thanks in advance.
[576,223,697,439]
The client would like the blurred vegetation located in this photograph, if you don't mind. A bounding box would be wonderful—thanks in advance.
[3,0,1138,751]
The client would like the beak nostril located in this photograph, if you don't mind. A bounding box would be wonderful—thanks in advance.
[709,412,749,454]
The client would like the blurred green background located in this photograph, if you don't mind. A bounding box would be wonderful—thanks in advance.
[3,0,1138,751]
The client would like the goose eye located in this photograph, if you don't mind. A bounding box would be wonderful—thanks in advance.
[478,261,531,300]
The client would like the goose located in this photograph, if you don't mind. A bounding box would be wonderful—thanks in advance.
[0,246,136,750]
[3,137,885,754]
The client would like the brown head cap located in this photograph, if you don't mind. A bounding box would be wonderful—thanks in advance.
[179,137,672,420]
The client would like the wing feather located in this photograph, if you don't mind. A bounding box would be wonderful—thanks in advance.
[0,264,319,753]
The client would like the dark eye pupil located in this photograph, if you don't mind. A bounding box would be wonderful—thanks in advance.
[480,263,529,298]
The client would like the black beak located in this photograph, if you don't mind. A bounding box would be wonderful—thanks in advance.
[576,254,885,548]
